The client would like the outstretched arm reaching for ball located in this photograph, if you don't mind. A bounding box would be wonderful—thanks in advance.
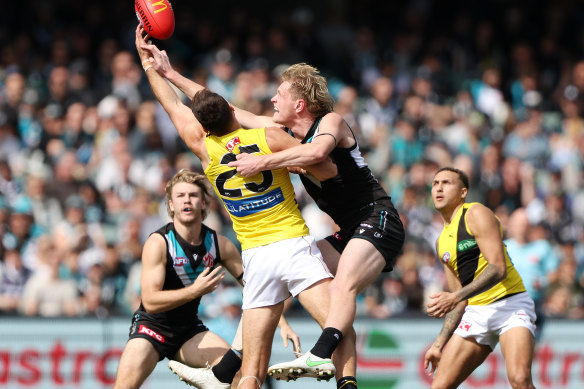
[135,26,210,167]
[140,41,277,130]
[141,42,205,100]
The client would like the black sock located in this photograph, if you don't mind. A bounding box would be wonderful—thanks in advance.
[337,376,357,389]
[212,349,242,384]
[310,327,343,359]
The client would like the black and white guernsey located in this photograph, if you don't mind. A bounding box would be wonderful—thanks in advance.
[137,222,221,325]
[291,118,390,231]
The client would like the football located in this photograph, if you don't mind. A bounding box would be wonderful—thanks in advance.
[135,0,175,40]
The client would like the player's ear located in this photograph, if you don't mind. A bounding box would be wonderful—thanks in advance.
[460,187,468,199]
[294,99,306,113]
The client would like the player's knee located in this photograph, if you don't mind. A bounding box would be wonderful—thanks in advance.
[507,370,533,389]
[328,278,357,298]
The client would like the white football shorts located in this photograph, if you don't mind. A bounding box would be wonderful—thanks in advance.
[241,235,333,309]
[454,292,537,349]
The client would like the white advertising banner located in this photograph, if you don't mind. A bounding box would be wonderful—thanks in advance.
[0,318,582,388]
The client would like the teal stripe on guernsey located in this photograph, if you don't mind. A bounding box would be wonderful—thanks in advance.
[203,230,215,258]
[166,230,202,286]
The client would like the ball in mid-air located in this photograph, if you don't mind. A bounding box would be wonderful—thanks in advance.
[135,0,175,40]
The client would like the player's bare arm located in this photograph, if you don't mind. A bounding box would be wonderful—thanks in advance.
[427,260,466,318]
[266,127,337,180]
[424,301,466,375]
[140,234,225,314]
[135,26,210,167]
[228,123,338,177]
[217,235,244,286]
[454,204,507,301]
[318,112,355,148]
[425,264,467,374]
[144,43,205,99]
[141,42,276,130]
[233,107,279,130]
[278,298,302,357]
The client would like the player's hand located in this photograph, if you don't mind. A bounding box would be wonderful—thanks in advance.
[279,321,302,357]
[191,266,225,298]
[424,344,442,376]
[426,291,459,318]
[227,153,263,177]
[287,166,305,175]
[135,24,172,78]
[135,25,153,64]
[138,39,174,78]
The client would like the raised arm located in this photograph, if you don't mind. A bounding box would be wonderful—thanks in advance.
[141,38,276,130]
[140,234,225,314]
[135,26,209,166]
[143,42,205,100]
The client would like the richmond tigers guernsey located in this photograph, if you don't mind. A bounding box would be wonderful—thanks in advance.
[204,128,309,250]
[137,222,220,325]
[436,202,526,306]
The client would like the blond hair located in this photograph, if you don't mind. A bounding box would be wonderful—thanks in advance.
[165,169,213,220]
[281,63,334,117]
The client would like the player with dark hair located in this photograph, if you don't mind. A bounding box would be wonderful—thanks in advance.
[135,26,355,389]
[139,41,404,388]
[424,167,536,389]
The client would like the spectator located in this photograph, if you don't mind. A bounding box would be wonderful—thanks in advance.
[44,150,81,208]
[1,72,26,131]
[361,76,397,141]
[505,208,560,339]
[543,257,584,320]
[100,243,128,314]
[364,275,406,319]
[502,107,550,168]
[19,237,80,317]
[109,51,142,111]
[206,49,236,100]
[4,196,37,270]
[23,163,62,235]
[0,245,30,313]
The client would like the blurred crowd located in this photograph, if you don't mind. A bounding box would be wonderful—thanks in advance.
[0,1,583,325]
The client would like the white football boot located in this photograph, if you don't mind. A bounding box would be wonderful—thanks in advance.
[168,360,230,388]
[267,351,335,382]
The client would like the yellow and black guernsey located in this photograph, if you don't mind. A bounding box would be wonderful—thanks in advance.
[204,128,309,250]
[436,202,526,305]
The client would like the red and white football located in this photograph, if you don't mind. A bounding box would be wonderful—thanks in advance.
[135,0,175,40]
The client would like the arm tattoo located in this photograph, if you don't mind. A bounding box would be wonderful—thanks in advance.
[436,303,466,348]
[456,264,504,302]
